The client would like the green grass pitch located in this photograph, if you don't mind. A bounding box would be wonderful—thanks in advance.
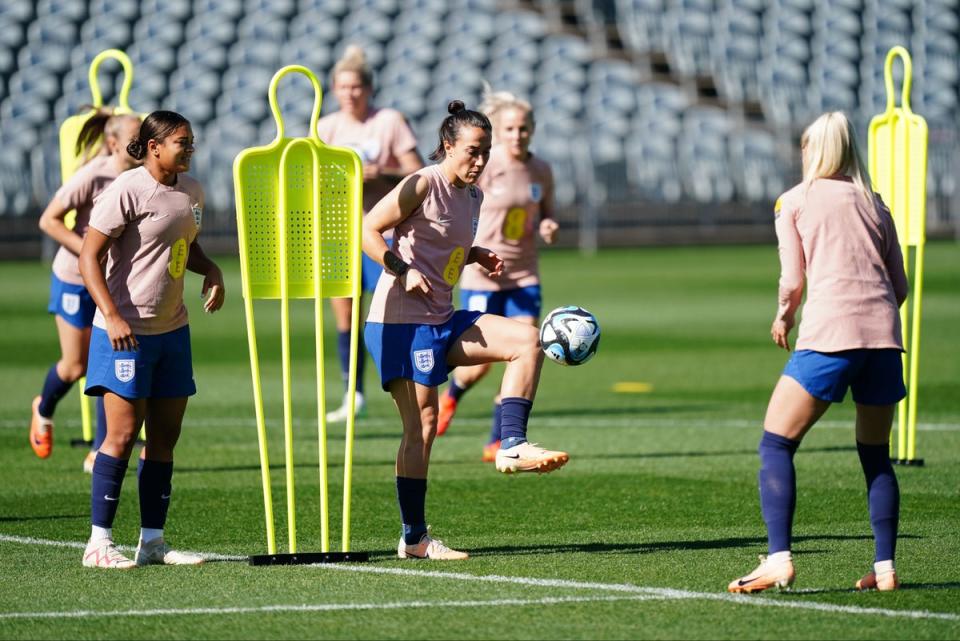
[0,244,958,639]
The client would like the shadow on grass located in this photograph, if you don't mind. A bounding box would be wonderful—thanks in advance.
[0,513,87,523]
[465,533,921,558]
[792,580,960,596]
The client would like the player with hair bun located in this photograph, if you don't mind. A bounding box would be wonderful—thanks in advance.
[729,112,908,594]
[435,85,559,463]
[78,110,225,569]
[30,109,141,471]
[363,100,569,560]
[317,45,424,423]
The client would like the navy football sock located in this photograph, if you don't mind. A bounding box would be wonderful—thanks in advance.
[396,476,427,545]
[448,378,467,402]
[38,364,73,418]
[138,459,174,530]
[857,441,900,562]
[91,452,128,529]
[499,397,533,448]
[488,402,502,444]
[758,431,801,554]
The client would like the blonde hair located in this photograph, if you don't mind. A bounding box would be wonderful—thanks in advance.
[331,45,373,88]
[801,111,873,204]
[478,82,534,138]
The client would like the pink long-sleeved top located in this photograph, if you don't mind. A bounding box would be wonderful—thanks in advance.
[774,177,908,353]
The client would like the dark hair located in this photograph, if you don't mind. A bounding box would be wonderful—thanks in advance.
[127,110,191,160]
[428,100,492,161]
[75,106,115,160]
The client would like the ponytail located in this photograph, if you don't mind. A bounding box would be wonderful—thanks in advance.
[428,100,491,161]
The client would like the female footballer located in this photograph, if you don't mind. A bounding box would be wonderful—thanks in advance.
[30,110,141,471]
[317,45,424,422]
[363,101,568,560]
[435,87,559,463]
[78,111,225,569]
[729,112,908,593]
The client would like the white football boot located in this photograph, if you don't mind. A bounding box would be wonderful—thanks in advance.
[397,529,468,560]
[495,441,569,474]
[82,539,136,569]
[135,537,205,566]
[326,391,366,423]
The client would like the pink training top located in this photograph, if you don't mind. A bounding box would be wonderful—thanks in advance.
[317,107,419,213]
[775,177,908,352]
[366,164,483,325]
[51,155,124,285]
[461,145,554,291]
[88,166,204,335]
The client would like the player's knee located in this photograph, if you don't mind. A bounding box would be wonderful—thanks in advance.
[58,361,86,383]
[514,324,542,360]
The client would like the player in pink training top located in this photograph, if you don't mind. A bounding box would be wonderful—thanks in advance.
[363,101,570,560]
[30,110,141,471]
[78,111,225,569]
[435,87,559,463]
[728,112,908,594]
[317,45,424,423]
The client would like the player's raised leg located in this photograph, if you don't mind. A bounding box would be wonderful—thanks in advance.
[447,313,568,474]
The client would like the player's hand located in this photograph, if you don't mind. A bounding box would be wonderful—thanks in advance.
[402,268,432,296]
[105,314,138,351]
[469,247,504,278]
[363,163,381,181]
[202,264,225,313]
[771,316,794,351]
[539,218,559,244]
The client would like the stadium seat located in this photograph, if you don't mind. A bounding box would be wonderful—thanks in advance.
[132,16,185,49]
[288,11,341,44]
[35,0,86,22]
[245,0,296,18]
[88,0,138,21]
[139,0,191,21]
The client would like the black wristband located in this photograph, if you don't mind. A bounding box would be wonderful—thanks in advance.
[383,251,409,278]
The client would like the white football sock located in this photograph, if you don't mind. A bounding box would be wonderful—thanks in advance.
[140,527,163,543]
[90,525,112,542]
[874,559,895,574]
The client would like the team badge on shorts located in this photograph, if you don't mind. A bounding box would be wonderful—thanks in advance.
[192,205,203,228]
[115,359,136,383]
[61,292,80,316]
[413,349,435,373]
[529,183,543,203]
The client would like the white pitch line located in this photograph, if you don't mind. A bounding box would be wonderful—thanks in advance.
[0,534,246,562]
[314,564,960,622]
[2,534,958,623]
[0,594,663,621]
[2,416,958,431]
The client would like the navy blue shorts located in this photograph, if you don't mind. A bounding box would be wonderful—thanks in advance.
[460,284,542,319]
[364,310,484,391]
[47,274,97,329]
[85,325,196,399]
[783,349,906,405]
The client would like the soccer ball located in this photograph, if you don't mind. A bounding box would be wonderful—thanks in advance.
[539,306,600,366]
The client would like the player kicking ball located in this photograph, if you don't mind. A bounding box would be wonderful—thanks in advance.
[362,101,568,560]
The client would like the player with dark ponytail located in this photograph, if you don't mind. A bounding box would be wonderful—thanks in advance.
[362,100,569,560]
[78,110,225,569]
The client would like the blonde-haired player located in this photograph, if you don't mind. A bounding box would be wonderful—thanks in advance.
[317,45,424,422]
[729,112,908,593]
[435,86,558,462]
[30,109,141,470]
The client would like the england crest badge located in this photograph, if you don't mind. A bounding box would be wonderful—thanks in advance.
[529,183,543,203]
[413,349,435,373]
[61,292,80,316]
[115,359,136,383]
